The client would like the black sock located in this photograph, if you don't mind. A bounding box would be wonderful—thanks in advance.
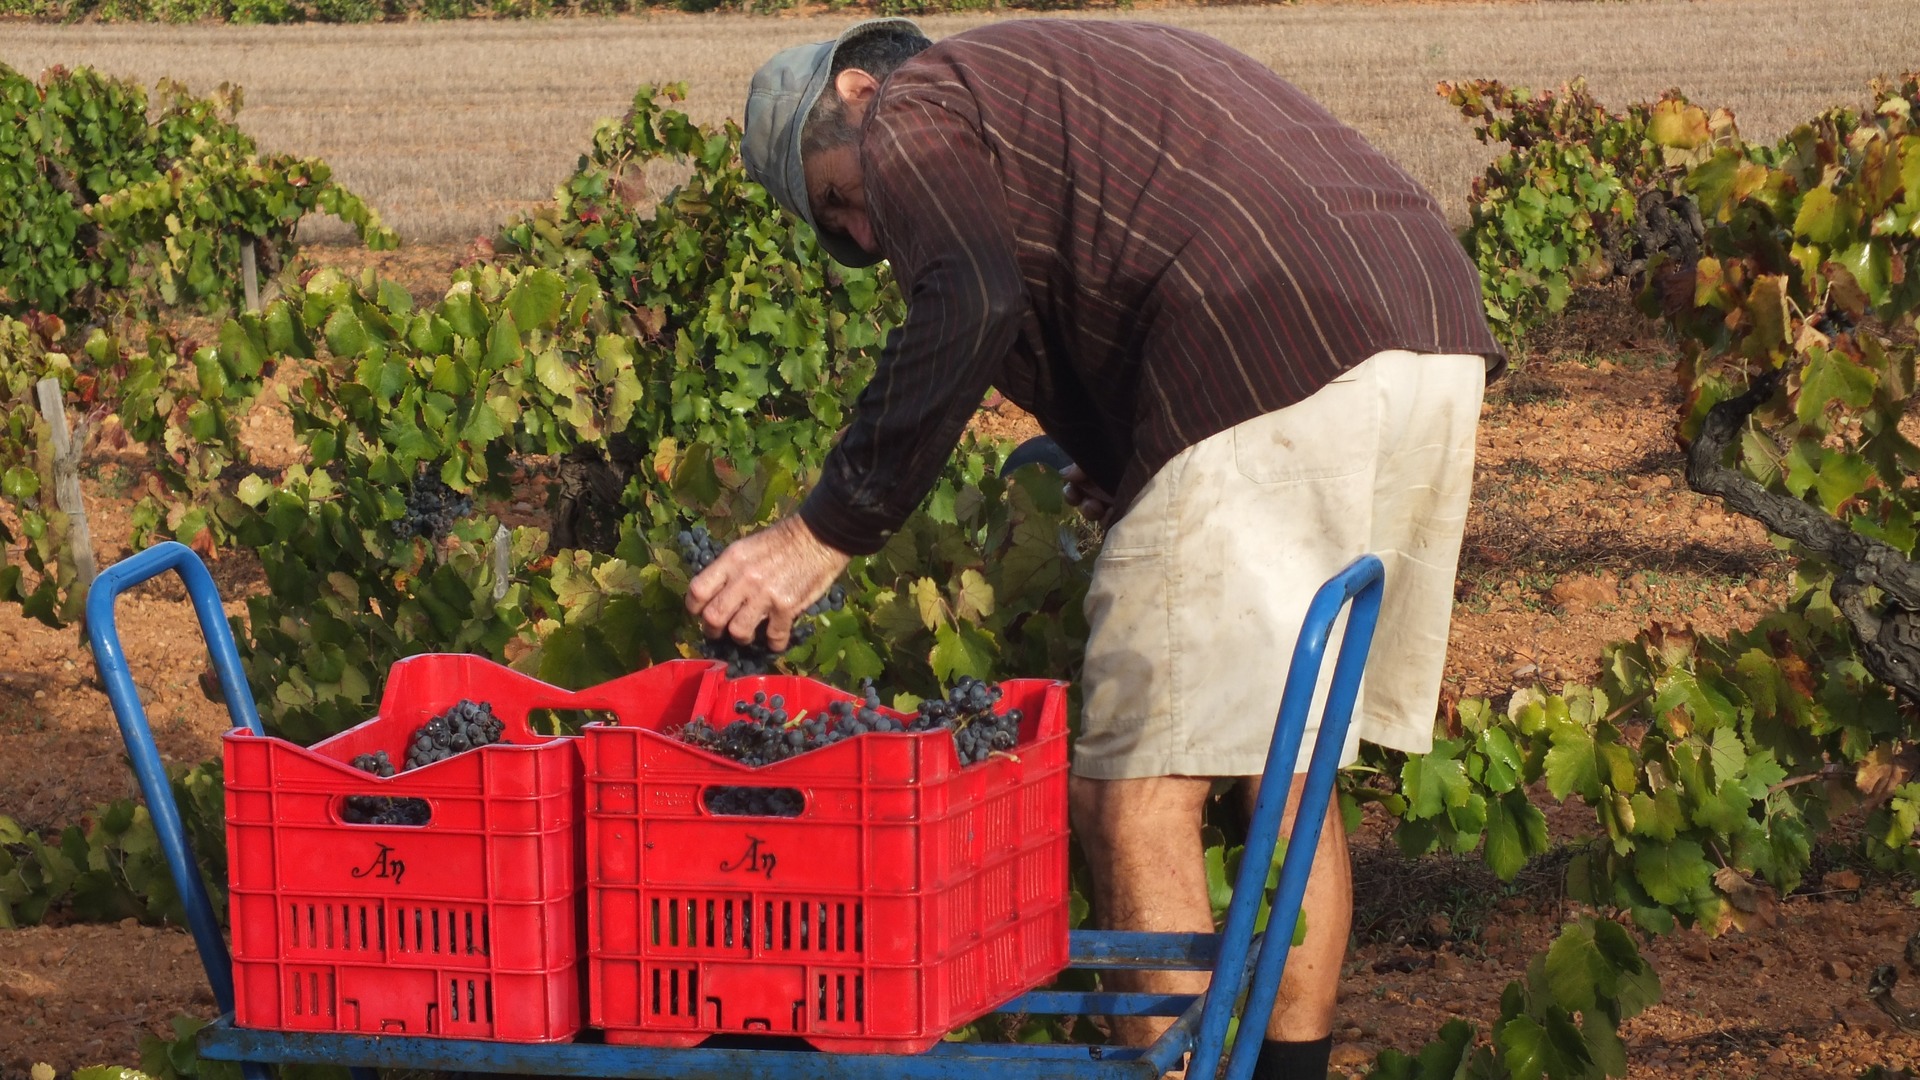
[1252,1035,1334,1080]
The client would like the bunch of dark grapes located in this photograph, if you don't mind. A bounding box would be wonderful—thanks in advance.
[703,786,804,817]
[342,749,431,825]
[678,692,832,767]
[677,676,1022,790]
[825,680,906,737]
[907,676,1022,765]
[339,701,505,825]
[676,525,847,676]
[678,526,722,571]
[405,699,505,770]
[393,468,474,542]
[341,792,431,826]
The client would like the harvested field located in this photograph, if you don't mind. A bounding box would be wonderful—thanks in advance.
[3,0,1916,240]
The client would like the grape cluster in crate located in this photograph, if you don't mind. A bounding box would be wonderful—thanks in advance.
[339,698,504,824]
[679,675,1021,768]
[676,675,1024,818]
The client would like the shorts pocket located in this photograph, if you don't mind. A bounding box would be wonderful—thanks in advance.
[1098,444,1191,559]
[1232,377,1377,485]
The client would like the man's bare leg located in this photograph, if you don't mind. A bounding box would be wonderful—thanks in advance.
[1069,773,1351,1048]
[1069,775,1216,1046]
[1240,775,1351,1042]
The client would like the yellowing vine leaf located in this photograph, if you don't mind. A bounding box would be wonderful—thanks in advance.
[1649,98,1711,149]
[953,569,994,623]
[1712,865,1778,930]
[1856,743,1919,805]
[911,577,944,632]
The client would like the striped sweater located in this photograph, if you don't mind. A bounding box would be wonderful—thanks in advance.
[800,19,1502,555]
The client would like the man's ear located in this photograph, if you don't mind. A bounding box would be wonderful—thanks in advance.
[834,69,883,123]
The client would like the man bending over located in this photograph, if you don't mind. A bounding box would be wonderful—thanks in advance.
[688,18,1502,1078]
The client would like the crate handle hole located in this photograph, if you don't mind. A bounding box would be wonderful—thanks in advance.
[701,786,805,817]
[527,707,619,736]
[337,795,432,827]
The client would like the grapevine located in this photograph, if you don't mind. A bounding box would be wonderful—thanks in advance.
[1365,72,1920,941]
[1,63,394,322]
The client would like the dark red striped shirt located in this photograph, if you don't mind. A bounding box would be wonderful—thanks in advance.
[800,19,1502,555]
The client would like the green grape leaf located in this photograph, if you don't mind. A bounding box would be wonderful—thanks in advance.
[323,306,370,358]
[1484,797,1527,880]
[1591,919,1661,1018]
[2,467,39,501]
[486,311,524,367]
[1495,1015,1551,1080]
[930,622,996,683]
[506,268,567,330]
[236,474,271,508]
[217,317,267,380]
[1794,185,1858,246]
[1484,789,1550,880]
[1632,837,1713,907]
[1544,723,1604,802]
[1479,725,1525,792]
[1628,787,1685,841]
[1544,920,1606,1012]
[1797,348,1877,426]
[1412,1018,1476,1080]
[1204,843,1233,919]
[1403,745,1470,819]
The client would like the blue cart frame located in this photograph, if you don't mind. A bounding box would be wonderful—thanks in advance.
[86,541,1385,1080]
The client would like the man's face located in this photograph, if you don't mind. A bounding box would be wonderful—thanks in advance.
[805,143,876,257]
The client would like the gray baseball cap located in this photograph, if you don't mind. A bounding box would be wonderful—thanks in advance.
[742,18,921,268]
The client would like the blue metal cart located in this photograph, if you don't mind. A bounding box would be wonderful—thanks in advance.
[85,540,1384,1080]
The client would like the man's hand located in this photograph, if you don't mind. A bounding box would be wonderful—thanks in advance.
[1061,463,1114,524]
[686,515,853,651]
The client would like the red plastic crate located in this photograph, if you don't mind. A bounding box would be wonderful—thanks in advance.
[582,673,1071,1053]
[224,653,722,1043]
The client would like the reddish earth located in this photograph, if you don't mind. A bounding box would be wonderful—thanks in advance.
[0,259,1913,1078]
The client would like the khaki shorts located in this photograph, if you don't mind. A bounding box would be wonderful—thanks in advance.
[1072,350,1486,780]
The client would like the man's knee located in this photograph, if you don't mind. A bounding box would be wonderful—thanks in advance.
[1067,774,1103,837]
[1237,772,1309,827]
[1068,774,1122,856]
[1070,774,1211,850]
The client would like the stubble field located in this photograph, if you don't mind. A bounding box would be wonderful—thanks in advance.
[2,0,1916,241]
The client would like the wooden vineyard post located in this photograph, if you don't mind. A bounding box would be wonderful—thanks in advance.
[239,237,261,312]
[34,377,97,588]
[491,524,511,602]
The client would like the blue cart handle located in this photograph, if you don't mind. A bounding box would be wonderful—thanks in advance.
[1178,553,1385,1080]
[86,541,264,1018]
